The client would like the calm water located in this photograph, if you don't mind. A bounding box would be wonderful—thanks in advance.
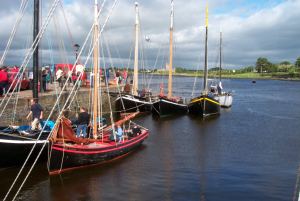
[1,77,300,201]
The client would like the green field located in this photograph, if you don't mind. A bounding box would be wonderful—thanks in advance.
[149,71,300,80]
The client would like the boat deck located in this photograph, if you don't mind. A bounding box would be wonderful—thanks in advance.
[56,130,148,150]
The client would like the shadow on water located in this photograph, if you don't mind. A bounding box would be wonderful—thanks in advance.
[46,145,148,201]
[0,163,48,200]
[1,145,148,201]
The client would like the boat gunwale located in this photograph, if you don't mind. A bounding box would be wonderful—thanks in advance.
[51,131,149,154]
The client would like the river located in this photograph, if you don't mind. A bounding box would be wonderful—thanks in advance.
[1,77,300,201]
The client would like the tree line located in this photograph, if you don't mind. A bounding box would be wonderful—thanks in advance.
[254,57,300,73]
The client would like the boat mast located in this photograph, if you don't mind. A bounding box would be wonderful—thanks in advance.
[92,0,99,139]
[132,2,139,96]
[203,5,209,93]
[33,0,39,100]
[167,0,174,99]
[219,31,222,82]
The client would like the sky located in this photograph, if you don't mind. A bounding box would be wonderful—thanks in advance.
[0,0,299,70]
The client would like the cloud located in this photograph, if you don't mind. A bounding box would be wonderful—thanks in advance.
[0,0,299,69]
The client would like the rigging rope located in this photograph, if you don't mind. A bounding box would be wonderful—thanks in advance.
[9,0,117,198]
[0,0,61,120]
[46,33,62,112]
[147,42,163,90]
[138,12,148,90]
[3,0,98,199]
[10,79,22,125]
[59,1,75,46]
[191,56,202,97]
[0,0,29,65]
[102,32,129,113]
[102,32,124,133]
[159,43,168,93]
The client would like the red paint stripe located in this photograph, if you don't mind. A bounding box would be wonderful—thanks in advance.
[51,132,148,155]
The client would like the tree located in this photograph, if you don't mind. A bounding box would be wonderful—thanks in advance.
[268,64,278,73]
[295,57,300,68]
[209,67,220,72]
[175,67,185,73]
[242,66,254,73]
[280,61,291,65]
[255,57,272,73]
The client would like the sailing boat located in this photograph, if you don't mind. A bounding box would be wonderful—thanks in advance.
[115,2,152,113]
[210,32,233,108]
[152,0,187,117]
[188,5,220,117]
[48,1,149,175]
[0,0,54,167]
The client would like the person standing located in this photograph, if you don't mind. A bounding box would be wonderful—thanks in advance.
[26,99,44,131]
[75,107,90,138]
[122,69,128,84]
[71,72,77,86]
[41,68,47,92]
[217,81,223,95]
[105,68,110,84]
[56,67,64,89]
[116,125,123,142]
[67,70,72,87]
[0,66,8,96]
[46,68,51,86]
[115,70,122,84]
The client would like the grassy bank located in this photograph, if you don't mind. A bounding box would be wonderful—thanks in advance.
[148,71,300,81]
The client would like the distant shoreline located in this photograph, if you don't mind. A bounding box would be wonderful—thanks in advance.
[146,72,300,81]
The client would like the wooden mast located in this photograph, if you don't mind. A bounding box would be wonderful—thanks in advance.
[132,2,139,96]
[33,0,39,100]
[167,0,174,99]
[203,5,209,93]
[219,31,222,81]
[92,0,99,139]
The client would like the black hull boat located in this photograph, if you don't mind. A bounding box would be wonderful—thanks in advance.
[0,131,49,166]
[188,95,220,117]
[48,115,149,175]
[188,7,221,118]
[0,121,54,167]
[115,95,152,113]
[152,97,187,117]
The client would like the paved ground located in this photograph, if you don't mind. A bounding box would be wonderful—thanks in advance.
[1,81,123,99]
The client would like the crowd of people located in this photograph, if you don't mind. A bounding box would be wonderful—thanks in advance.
[0,64,130,97]
[55,65,89,90]
[0,65,31,96]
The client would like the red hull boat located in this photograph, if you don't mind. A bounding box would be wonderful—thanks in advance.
[48,113,149,175]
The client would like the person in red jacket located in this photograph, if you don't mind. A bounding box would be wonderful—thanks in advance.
[0,66,9,96]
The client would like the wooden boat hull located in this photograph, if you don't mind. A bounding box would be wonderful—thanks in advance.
[188,95,220,117]
[48,130,149,175]
[152,97,187,117]
[0,132,48,166]
[115,95,152,113]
